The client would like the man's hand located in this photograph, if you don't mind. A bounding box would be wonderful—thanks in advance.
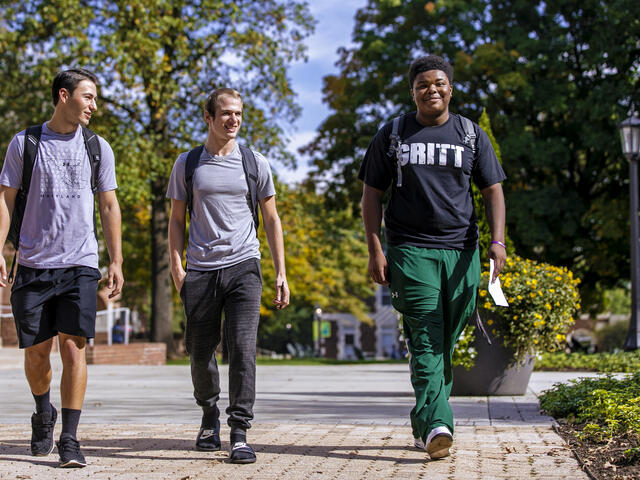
[488,243,507,283]
[107,262,124,299]
[0,256,7,288]
[368,251,389,286]
[171,268,187,294]
[273,279,290,310]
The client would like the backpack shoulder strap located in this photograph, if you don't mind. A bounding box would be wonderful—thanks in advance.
[387,116,402,158]
[81,126,101,194]
[6,125,42,282]
[458,115,477,154]
[238,144,260,234]
[387,115,406,187]
[185,145,204,214]
[22,125,42,194]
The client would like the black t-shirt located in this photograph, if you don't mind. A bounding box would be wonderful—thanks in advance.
[358,112,506,250]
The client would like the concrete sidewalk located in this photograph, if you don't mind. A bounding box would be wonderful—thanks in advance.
[0,348,590,479]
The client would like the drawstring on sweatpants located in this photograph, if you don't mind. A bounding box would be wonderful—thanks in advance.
[213,268,224,298]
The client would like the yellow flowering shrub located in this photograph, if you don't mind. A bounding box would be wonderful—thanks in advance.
[452,325,477,369]
[478,255,581,365]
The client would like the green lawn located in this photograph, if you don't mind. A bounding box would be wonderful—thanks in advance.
[534,351,640,373]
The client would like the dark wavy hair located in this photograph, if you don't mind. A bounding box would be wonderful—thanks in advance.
[408,55,453,87]
[51,68,98,106]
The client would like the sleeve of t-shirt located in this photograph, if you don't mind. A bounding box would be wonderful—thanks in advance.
[0,132,26,190]
[165,153,188,201]
[471,125,507,189]
[253,150,276,200]
[96,136,118,192]
[358,121,394,192]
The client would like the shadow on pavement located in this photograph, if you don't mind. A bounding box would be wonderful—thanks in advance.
[0,437,425,465]
[271,391,414,397]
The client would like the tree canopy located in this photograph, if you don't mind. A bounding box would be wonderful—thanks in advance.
[303,0,640,304]
[0,0,314,352]
[256,181,373,350]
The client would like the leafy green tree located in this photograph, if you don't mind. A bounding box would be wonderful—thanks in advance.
[303,0,639,305]
[257,180,374,350]
[0,1,313,354]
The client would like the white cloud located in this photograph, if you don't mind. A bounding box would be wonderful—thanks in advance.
[286,130,317,153]
[271,130,318,184]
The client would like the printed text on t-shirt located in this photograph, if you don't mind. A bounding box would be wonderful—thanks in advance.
[398,142,466,168]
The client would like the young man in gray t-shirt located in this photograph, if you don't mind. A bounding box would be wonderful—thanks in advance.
[0,69,123,468]
[167,88,289,464]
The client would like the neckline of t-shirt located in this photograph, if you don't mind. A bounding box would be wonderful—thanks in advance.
[411,112,455,129]
[42,122,81,139]
[203,143,240,162]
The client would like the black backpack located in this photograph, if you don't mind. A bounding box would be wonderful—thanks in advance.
[387,113,477,187]
[7,124,101,282]
[184,144,260,234]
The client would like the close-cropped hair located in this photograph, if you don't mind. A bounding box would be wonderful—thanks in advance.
[205,88,242,116]
[408,55,454,87]
[51,68,99,106]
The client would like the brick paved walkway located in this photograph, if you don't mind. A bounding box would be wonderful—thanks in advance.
[0,350,592,479]
[0,423,586,479]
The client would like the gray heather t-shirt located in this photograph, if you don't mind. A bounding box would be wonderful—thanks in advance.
[166,143,276,270]
[0,122,117,269]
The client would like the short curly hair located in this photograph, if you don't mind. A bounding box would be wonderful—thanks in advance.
[408,55,453,87]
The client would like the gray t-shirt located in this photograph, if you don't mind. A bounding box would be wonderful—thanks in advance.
[0,122,117,269]
[166,143,276,270]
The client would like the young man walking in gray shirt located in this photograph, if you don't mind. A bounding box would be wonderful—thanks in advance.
[0,68,123,467]
[167,87,289,464]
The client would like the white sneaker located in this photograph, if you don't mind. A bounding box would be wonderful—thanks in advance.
[413,437,425,450]
[426,426,453,459]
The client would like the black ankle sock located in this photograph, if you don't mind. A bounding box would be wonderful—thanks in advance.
[230,427,246,444]
[201,406,220,429]
[33,390,51,414]
[61,408,81,439]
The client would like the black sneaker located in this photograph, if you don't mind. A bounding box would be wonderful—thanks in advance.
[196,427,221,451]
[57,435,87,468]
[30,405,57,456]
[229,441,256,464]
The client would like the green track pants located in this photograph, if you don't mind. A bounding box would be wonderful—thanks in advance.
[387,245,480,441]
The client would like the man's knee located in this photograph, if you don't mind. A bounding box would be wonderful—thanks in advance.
[25,341,52,369]
[58,335,86,365]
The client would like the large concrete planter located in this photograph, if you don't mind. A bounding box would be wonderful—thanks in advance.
[451,324,535,396]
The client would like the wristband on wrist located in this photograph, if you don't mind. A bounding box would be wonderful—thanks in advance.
[491,240,506,249]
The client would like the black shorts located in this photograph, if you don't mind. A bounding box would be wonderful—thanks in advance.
[10,265,102,349]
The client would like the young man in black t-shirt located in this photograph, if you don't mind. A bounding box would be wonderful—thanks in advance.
[359,55,507,459]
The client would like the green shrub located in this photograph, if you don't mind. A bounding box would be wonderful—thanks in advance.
[535,351,640,373]
[539,372,640,442]
[603,287,631,315]
[596,320,630,352]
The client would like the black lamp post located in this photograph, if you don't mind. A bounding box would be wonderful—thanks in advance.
[618,115,640,350]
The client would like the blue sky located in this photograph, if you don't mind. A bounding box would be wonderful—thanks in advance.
[275,0,368,184]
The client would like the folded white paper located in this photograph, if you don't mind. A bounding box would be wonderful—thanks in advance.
[488,259,509,307]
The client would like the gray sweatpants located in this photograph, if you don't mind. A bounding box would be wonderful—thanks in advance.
[180,258,262,430]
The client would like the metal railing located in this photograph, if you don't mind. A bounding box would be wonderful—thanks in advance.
[91,305,131,346]
[0,306,131,348]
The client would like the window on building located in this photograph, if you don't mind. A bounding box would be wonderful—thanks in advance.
[381,286,391,306]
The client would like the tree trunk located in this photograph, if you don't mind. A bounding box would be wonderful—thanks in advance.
[150,176,175,357]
